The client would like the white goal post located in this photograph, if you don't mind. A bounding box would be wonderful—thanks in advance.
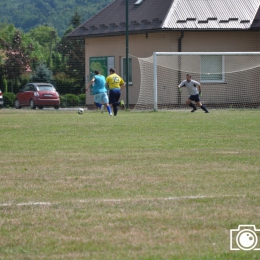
[134,52,260,111]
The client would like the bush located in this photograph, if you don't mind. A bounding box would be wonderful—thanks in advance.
[1,78,8,93]
[60,95,67,108]
[78,94,86,106]
[3,92,16,107]
[63,94,79,107]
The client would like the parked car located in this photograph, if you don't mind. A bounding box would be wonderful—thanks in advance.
[14,83,60,109]
[0,90,3,108]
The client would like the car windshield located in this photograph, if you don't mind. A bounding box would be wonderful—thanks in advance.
[37,86,55,91]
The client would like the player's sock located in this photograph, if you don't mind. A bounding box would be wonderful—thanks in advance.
[200,105,209,113]
[95,103,102,108]
[113,105,118,116]
[107,106,111,114]
[189,103,196,109]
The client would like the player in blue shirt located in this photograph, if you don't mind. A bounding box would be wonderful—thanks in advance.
[178,74,209,113]
[86,70,112,116]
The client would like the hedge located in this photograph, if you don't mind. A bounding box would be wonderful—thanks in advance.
[60,94,79,107]
[3,92,16,107]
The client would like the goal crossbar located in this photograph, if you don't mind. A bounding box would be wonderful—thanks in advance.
[154,52,260,56]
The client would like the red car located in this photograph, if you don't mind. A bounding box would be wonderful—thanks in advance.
[0,89,3,108]
[15,83,60,109]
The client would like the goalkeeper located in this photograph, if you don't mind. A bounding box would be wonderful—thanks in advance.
[178,74,209,113]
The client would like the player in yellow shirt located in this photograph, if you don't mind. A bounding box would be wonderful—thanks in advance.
[106,68,125,116]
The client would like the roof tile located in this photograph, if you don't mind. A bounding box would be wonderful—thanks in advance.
[68,0,260,37]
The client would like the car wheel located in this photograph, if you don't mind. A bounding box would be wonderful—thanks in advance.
[54,105,60,109]
[38,106,44,109]
[14,99,21,109]
[30,99,36,109]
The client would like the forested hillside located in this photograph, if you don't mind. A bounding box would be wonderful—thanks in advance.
[0,0,113,36]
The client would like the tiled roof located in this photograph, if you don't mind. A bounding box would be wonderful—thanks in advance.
[68,0,173,37]
[164,0,260,29]
[68,0,260,38]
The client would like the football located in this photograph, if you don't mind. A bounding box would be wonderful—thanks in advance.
[78,108,84,115]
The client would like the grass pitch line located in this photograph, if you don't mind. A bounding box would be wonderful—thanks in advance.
[0,195,247,207]
[78,194,246,204]
[16,202,52,206]
[0,202,52,207]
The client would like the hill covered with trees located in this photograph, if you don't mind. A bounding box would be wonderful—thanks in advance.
[0,0,113,36]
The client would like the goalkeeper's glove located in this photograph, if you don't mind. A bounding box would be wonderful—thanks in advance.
[199,91,202,96]
[178,87,182,92]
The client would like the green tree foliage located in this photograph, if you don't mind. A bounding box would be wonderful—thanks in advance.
[57,22,85,93]
[63,37,84,89]
[0,23,18,44]
[0,0,114,36]
[25,26,60,67]
[70,9,81,29]
[31,63,53,83]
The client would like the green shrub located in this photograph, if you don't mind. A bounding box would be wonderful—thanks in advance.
[3,92,16,107]
[0,78,8,92]
[78,94,86,106]
[63,94,79,107]
[60,95,67,108]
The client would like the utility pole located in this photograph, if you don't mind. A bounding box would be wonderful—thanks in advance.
[126,0,129,109]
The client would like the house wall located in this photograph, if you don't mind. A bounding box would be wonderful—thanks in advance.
[85,30,260,106]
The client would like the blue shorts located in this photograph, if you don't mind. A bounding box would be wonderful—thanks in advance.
[109,88,121,104]
[189,94,200,102]
[94,92,109,104]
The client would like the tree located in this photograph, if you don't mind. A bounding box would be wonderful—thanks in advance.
[30,63,53,83]
[0,30,35,92]
[70,10,81,29]
[0,1,114,36]
[0,23,17,44]
[58,34,85,91]
[57,15,85,93]
[26,25,60,66]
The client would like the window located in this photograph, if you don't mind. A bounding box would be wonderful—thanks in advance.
[23,85,32,91]
[37,86,54,91]
[121,57,132,84]
[200,55,225,83]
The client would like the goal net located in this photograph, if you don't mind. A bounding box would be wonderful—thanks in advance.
[134,52,260,110]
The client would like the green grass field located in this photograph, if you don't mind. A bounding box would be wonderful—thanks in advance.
[0,108,259,260]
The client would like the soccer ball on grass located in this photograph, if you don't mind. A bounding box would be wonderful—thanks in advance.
[78,108,84,115]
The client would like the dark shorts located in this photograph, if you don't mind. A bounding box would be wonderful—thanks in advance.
[189,94,200,102]
[109,88,121,104]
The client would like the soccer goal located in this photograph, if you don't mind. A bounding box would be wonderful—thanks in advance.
[134,52,260,111]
